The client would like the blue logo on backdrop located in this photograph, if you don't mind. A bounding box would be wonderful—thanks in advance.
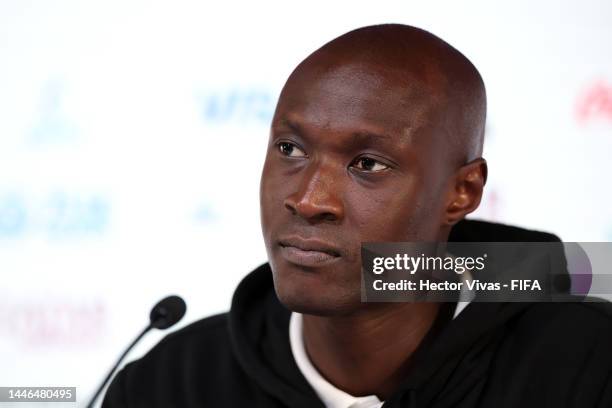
[193,203,217,224]
[28,78,78,147]
[199,88,275,125]
[0,192,109,240]
[0,195,26,237]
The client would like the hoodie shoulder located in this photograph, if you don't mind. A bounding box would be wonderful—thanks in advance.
[139,312,232,363]
[102,312,248,408]
[477,300,612,407]
[500,300,612,361]
[514,300,612,339]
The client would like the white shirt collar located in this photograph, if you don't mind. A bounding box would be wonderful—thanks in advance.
[289,271,474,408]
[454,268,474,318]
[289,312,384,408]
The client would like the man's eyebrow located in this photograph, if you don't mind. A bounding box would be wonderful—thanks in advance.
[276,118,394,144]
[275,118,303,134]
[349,131,393,145]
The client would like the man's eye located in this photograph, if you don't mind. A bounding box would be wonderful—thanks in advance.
[277,142,306,158]
[352,157,389,172]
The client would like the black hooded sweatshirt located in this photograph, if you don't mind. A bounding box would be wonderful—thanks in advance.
[102,220,612,408]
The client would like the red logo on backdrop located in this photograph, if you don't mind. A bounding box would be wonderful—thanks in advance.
[575,80,612,124]
[0,297,106,349]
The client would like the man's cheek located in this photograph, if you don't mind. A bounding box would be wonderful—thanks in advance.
[262,177,290,207]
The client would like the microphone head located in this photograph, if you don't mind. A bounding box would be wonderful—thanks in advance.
[149,295,186,329]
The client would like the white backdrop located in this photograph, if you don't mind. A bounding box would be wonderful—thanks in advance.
[1,0,611,406]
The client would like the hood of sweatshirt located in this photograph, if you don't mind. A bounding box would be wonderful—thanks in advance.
[227,219,564,408]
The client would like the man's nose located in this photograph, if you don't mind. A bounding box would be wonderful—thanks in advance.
[283,163,344,223]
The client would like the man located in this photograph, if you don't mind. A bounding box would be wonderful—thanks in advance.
[103,24,612,407]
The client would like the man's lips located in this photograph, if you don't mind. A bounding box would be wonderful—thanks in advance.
[277,236,341,267]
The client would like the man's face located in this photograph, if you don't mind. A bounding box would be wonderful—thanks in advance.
[260,62,453,316]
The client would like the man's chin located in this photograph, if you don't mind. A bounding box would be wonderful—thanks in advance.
[269,259,362,316]
[273,281,361,317]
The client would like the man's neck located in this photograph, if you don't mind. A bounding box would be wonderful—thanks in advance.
[301,302,448,400]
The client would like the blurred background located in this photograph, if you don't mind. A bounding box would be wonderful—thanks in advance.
[1,0,611,406]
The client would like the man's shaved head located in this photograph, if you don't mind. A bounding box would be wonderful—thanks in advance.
[285,24,486,165]
[261,24,488,315]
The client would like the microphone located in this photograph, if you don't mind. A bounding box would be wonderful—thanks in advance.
[86,295,187,408]
[149,295,187,329]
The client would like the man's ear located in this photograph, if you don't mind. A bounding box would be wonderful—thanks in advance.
[444,158,488,226]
